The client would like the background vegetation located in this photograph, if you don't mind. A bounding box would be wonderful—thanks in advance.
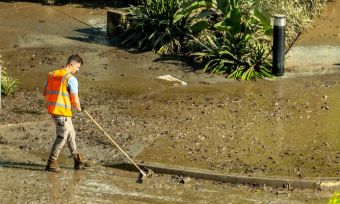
[35,0,328,80]
[119,0,328,80]
[0,58,18,97]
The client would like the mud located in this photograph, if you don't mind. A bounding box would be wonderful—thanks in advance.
[296,0,340,47]
[136,76,340,178]
[0,1,339,203]
[286,0,340,71]
[1,145,331,204]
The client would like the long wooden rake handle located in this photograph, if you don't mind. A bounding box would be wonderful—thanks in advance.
[83,109,146,177]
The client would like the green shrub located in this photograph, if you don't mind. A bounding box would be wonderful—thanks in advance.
[1,66,18,97]
[121,0,195,54]
[191,0,273,80]
[122,0,328,80]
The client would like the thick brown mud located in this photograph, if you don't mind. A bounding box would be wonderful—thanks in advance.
[296,0,340,47]
[0,145,331,203]
[2,47,339,178]
[0,1,339,203]
[286,0,340,71]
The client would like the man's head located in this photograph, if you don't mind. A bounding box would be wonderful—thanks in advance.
[66,54,83,74]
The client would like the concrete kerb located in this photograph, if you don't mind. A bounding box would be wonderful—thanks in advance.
[112,161,340,190]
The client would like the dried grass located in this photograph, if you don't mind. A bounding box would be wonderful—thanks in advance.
[261,0,328,47]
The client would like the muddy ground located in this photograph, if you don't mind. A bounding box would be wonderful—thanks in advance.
[0,2,338,203]
[286,0,340,71]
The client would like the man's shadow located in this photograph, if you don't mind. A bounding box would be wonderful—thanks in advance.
[0,160,73,171]
[0,160,46,171]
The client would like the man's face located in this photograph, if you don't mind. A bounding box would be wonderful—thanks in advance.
[70,62,81,74]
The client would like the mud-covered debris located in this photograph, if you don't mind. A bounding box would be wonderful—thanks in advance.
[181,177,191,184]
[321,103,330,110]
[170,175,191,184]
[321,105,330,110]
[156,75,187,85]
[0,136,8,144]
[275,190,288,195]
[144,168,154,178]
[19,144,29,150]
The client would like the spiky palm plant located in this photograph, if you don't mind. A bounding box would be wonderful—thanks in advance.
[191,0,273,80]
[1,67,18,97]
[121,0,195,54]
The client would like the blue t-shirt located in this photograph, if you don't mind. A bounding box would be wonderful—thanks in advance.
[67,76,78,94]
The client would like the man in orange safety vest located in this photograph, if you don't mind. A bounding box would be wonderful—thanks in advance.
[44,54,86,172]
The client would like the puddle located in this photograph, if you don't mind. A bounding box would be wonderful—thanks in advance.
[136,74,340,178]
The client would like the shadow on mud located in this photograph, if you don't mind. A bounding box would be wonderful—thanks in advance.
[66,32,149,56]
[12,108,44,115]
[0,160,73,171]
[0,0,137,9]
[67,29,205,73]
[51,0,138,9]
[65,24,204,73]
[105,162,138,172]
[66,27,110,46]
[153,54,202,72]
[0,160,46,171]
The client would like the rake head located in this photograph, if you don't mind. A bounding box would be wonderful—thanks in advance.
[136,168,153,184]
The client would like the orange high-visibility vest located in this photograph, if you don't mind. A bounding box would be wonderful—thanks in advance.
[45,69,73,117]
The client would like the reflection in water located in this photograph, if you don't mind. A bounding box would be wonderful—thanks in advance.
[46,170,85,203]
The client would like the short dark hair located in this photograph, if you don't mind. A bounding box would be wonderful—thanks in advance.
[67,54,83,65]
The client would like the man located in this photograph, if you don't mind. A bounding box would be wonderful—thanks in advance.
[44,54,86,172]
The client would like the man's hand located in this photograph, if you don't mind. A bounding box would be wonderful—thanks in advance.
[80,105,85,111]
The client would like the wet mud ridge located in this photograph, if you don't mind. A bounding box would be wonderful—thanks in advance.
[113,161,340,190]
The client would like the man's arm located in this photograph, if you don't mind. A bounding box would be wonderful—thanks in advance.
[71,93,81,111]
[68,76,81,111]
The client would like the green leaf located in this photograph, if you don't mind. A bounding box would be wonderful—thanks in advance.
[197,9,216,19]
[173,13,185,23]
[206,35,217,48]
[214,21,230,31]
[254,6,272,36]
[204,59,219,72]
[190,21,211,33]
[229,8,241,33]
[216,0,228,15]
[204,0,213,8]
[191,52,209,57]
[174,0,206,23]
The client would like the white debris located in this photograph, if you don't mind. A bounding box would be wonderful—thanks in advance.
[156,74,188,85]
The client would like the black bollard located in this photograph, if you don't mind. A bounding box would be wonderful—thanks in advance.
[272,14,286,76]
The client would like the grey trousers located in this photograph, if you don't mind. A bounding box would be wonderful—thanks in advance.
[48,116,78,161]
